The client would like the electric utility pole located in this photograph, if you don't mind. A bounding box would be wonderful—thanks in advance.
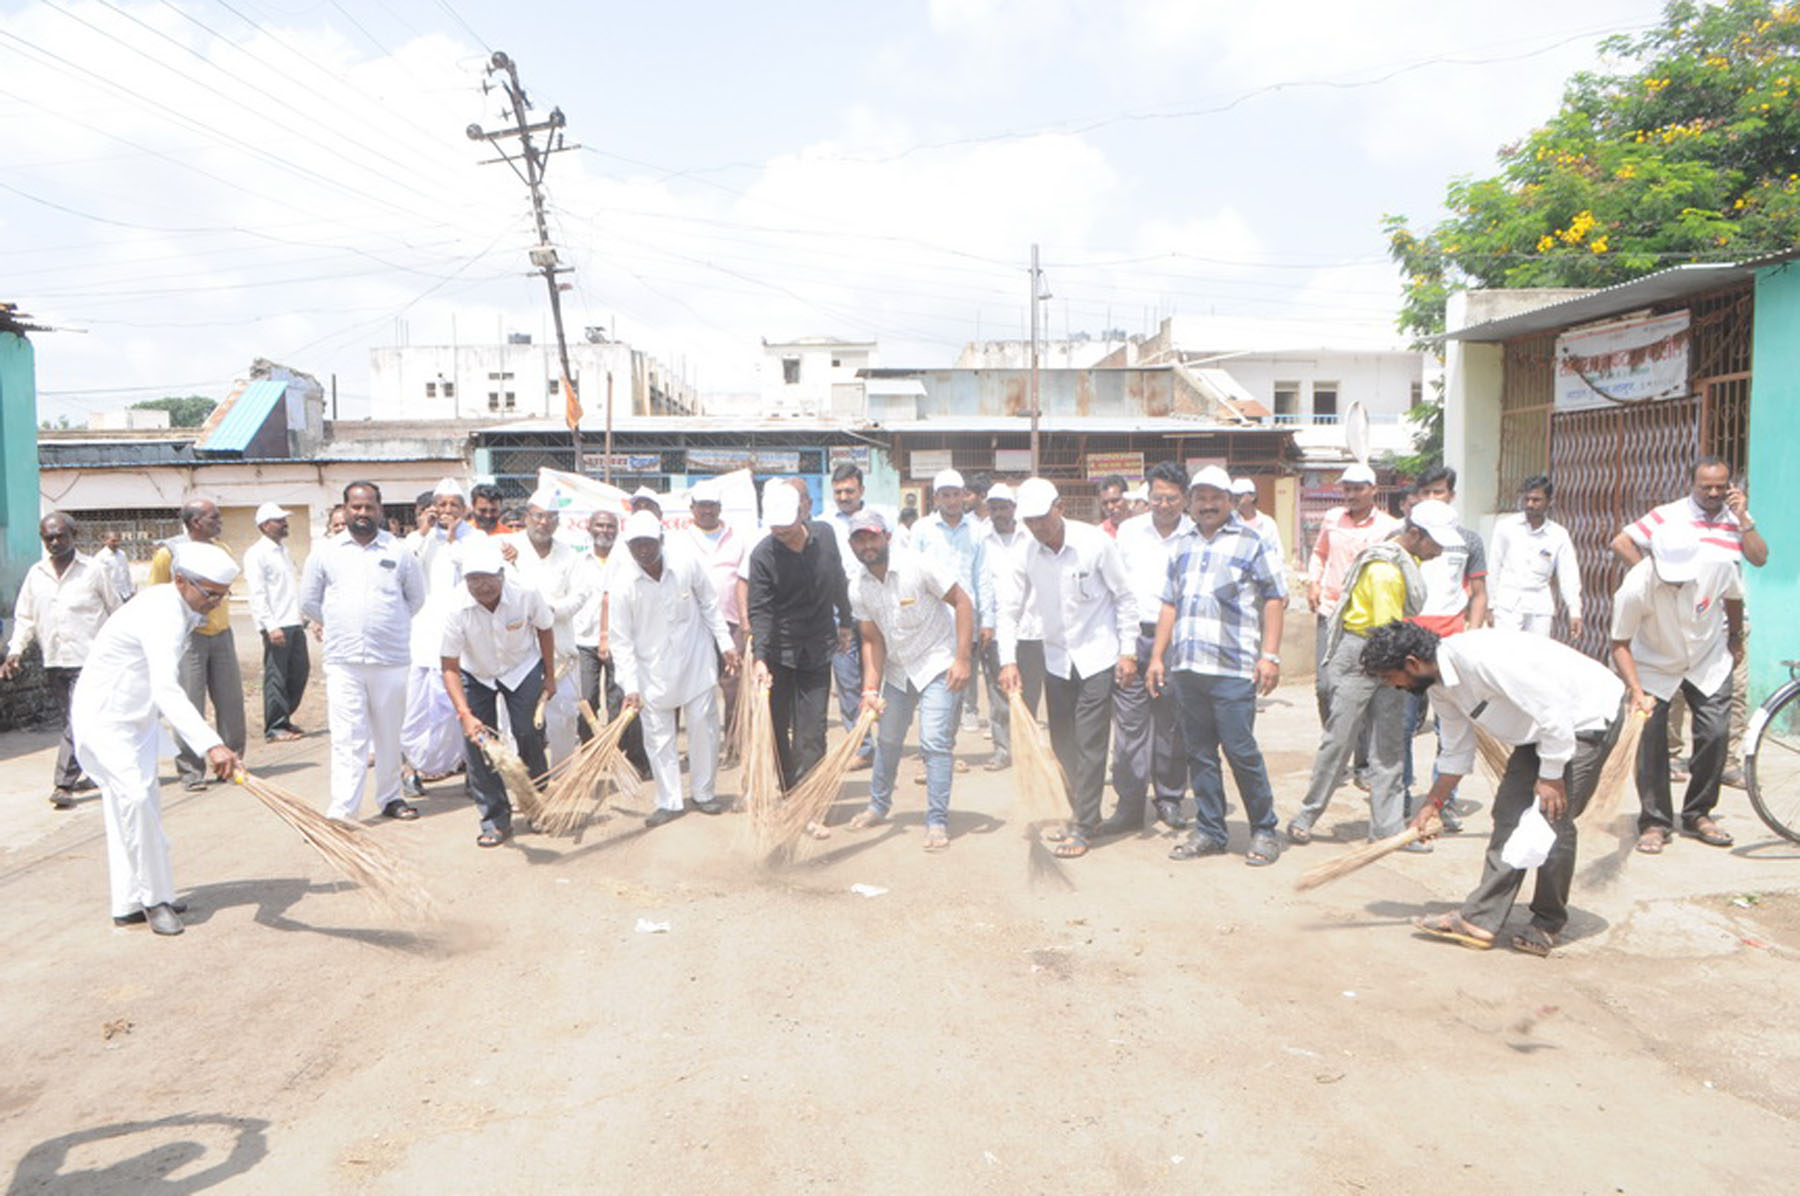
[1028,244,1050,475]
[467,52,584,470]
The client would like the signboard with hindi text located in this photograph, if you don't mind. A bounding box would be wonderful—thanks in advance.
[1085,451,1145,481]
[1554,309,1691,412]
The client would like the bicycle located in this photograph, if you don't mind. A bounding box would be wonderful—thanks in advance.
[1745,660,1800,843]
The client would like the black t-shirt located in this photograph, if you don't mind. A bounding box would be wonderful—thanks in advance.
[747,521,853,669]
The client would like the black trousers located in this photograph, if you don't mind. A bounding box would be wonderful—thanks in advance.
[769,659,832,789]
[1637,674,1731,832]
[45,666,83,789]
[261,625,310,736]
[1044,664,1116,836]
[460,664,547,834]
[576,645,650,774]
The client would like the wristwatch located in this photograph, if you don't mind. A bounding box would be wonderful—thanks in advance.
[1261,652,1281,664]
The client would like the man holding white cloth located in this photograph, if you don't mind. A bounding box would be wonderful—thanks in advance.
[299,482,426,822]
[73,543,242,935]
[611,511,739,827]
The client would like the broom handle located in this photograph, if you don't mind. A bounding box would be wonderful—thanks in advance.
[1294,824,1426,892]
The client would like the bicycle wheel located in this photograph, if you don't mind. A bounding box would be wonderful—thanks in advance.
[1746,681,1800,844]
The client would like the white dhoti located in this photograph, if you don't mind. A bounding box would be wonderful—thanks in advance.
[327,662,410,819]
[402,664,464,776]
[641,687,720,812]
[1492,609,1553,635]
[77,725,176,918]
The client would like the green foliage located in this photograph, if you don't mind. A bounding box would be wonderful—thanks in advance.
[130,395,217,427]
[1385,0,1800,462]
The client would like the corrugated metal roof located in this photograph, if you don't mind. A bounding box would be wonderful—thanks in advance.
[481,415,872,435]
[196,378,286,452]
[1441,263,1755,343]
[885,415,1286,436]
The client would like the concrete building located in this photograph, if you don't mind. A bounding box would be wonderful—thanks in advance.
[368,332,696,422]
[1439,253,1800,705]
[757,336,876,418]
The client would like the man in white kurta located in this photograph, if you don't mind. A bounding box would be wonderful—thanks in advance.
[244,501,310,740]
[501,488,585,766]
[404,478,484,781]
[610,511,739,827]
[1488,476,1583,637]
[299,482,427,821]
[72,543,241,935]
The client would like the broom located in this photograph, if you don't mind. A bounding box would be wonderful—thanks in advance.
[234,769,436,920]
[1293,819,1431,892]
[1577,707,1649,833]
[740,669,784,823]
[534,705,641,836]
[758,707,879,864]
[478,731,544,821]
[1005,690,1076,880]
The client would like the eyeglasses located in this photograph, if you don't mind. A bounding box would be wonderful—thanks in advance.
[1147,493,1185,507]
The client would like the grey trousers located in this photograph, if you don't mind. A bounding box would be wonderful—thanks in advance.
[1110,630,1186,821]
[1462,709,1623,935]
[1294,630,1406,839]
[175,629,247,785]
[45,666,83,789]
[986,638,1045,760]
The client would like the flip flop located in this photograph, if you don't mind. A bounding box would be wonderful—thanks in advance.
[476,829,507,848]
[1286,822,1313,845]
[1682,817,1733,847]
[1245,831,1282,867]
[805,821,831,840]
[1049,832,1089,858]
[847,809,885,831]
[1412,913,1495,951]
[1636,827,1669,854]
[1511,926,1557,957]
[923,826,949,852]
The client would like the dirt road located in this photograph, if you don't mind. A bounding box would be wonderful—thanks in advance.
[3,673,1798,1193]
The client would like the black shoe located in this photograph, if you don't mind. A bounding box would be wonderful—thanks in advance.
[146,903,184,936]
[691,799,725,816]
[1093,813,1142,839]
[645,807,685,828]
[1153,799,1190,830]
[403,772,426,798]
[382,800,421,821]
[49,788,76,809]
[182,779,208,793]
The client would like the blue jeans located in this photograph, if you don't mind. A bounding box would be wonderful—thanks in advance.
[1403,690,1459,814]
[867,671,958,828]
[832,631,872,760]
[1171,671,1278,846]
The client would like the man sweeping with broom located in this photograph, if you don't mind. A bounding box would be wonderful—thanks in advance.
[72,543,242,935]
[1360,621,1631,957]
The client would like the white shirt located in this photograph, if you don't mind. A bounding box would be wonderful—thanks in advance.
[298,530,426,667]
[1114,510,1195,630]
[572,552,619,648]
[502,534,585,657]
[682,521,746,625]
[1241,510,1285,567]
[70,584,219,755]
[441,578,553,690]
[609,547,732,708]
[851,546,961,692]
[998,518,1136,680]
[1624,495,1745,564]
[93,544,134,603]
[979,526,1040,639]
[1430,629,1625,782]
[410,522,485,666]
[1489,512,1581,618]
[1609,556,1741,702]
[6,553,119,668]
[244,535,302,631]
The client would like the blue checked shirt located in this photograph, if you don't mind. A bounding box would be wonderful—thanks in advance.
[1161,518,1287,680]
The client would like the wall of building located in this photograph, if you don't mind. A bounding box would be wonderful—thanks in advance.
[1746,264,1800,708]
[369,341,695,423]
[0,330,40,615]
[758,341,874,417]
[1211,349,1424,422]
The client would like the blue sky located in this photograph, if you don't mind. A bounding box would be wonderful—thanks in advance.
[2,0,1672,421]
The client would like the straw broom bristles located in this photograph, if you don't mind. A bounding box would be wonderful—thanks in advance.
[478,733,544,821]
[1473,725,1513,782]
[1005,690,1077,882]
[534,706,641,836]
[1293,821,1430,892]
[740,673,784,823]
[758,707,879,864]
[1577,708,1648,834]
[234,769,436,920]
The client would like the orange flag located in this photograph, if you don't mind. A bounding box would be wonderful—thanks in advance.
[562,374,582,430]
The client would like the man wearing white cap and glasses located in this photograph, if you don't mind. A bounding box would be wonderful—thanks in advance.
[404,478,484,788]
[1611,521,1743,853]
[501,487,585,767]
[300,481,427,823]
[844,507,975,849]
[73,542,242,935]
[1289,499,1461,847]
[747,478,854,789]
[1231,477,1284,566]
[441,539,556,847]
[244,501,310,742]
[612,510,740,827]
[996,477,1137,858]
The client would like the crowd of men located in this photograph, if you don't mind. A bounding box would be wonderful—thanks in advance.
[2,453,1767,948]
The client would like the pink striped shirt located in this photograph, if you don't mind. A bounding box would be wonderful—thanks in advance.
[1625,497,1742,564]
[1308,506,1401,615]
